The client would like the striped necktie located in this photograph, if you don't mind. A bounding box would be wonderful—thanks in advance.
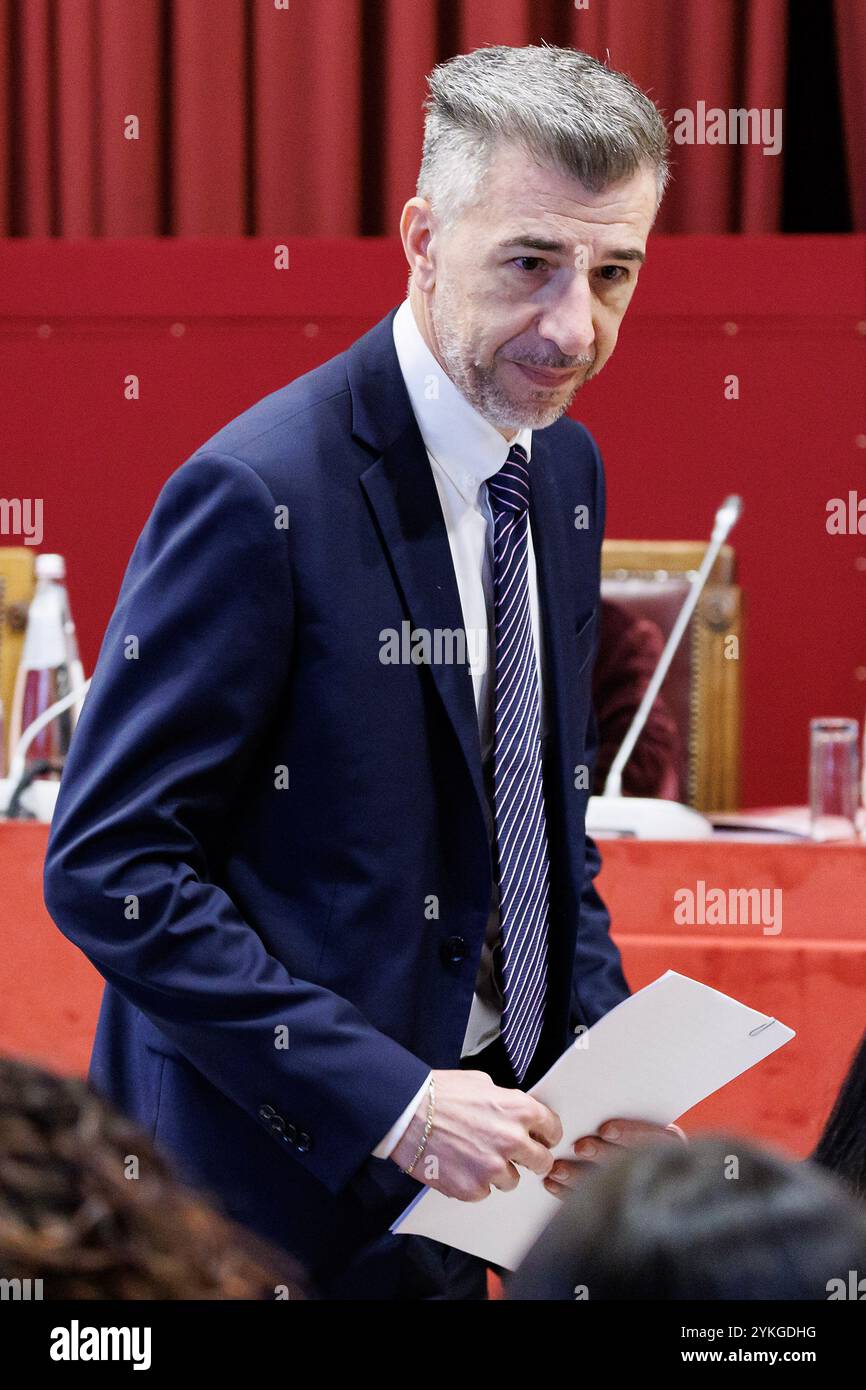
[486,443,550,1083]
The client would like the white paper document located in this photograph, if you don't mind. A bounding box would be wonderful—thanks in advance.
[391,971,795,1270]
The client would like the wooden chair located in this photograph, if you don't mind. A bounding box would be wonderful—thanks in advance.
[600,540,742,812]
[0,547,37,772]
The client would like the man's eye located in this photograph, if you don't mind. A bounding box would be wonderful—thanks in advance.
[512,257,549,273]
[597,265,630,283]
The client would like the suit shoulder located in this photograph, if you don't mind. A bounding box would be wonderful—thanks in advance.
[542,417,604,489]
[549,414,603,465]
[187,349,352,485]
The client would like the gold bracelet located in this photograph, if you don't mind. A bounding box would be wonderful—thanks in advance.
[402,1076,436,1176]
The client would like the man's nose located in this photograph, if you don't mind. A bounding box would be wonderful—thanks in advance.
[536,276,595,361]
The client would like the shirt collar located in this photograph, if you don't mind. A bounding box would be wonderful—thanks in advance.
[392,297,533,507]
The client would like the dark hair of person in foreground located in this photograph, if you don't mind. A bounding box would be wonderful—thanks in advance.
[0,1055,305,1299]
[812,1028,866,1202]
[506,1135,866,1301]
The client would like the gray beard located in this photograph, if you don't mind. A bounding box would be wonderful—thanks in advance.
[430,298,589,432]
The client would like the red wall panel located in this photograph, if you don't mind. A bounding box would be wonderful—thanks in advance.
[1,236,864,807]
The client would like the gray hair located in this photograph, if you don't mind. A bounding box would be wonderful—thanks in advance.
[417,44,670,227]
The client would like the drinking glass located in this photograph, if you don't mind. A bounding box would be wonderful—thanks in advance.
[809,717,859,841]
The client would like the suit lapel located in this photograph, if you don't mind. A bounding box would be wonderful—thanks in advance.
[346,310,596,864]
[348,313,489,837]
[359,424,489,830]
[528,425,594,769]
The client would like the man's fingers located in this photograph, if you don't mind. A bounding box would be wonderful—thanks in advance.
[543,1176,572,1199]
[508,1133,557,1178]
[596,1118,685,1147]
[538,1121,688,1198]
[542,1156,598,1196]
[539,1140,624,1197]
[523,1097,563,1148]
[570,1135,621,1164]
[490,1160,521,1193]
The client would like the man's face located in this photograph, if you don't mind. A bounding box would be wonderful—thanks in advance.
[404,142,658,434]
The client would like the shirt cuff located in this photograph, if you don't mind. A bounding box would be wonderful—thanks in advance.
[371,1072,433,1159]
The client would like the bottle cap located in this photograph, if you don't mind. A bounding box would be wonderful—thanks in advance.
[35,553,66,580]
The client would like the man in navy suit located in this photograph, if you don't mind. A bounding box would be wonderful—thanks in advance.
[44,46,680,1299]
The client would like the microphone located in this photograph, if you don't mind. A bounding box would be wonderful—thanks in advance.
[586,495,743,840]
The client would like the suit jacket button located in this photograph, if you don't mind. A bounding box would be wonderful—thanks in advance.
[441,935,469,965]
[270,1114,286,1136]
[285,1123,298,1146]
[297,1132,313,1153]
[258,1104,276,1122]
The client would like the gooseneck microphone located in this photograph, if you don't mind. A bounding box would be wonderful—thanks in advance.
[587,495,743,840]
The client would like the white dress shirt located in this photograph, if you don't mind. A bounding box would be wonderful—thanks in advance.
[372,297,547,1159]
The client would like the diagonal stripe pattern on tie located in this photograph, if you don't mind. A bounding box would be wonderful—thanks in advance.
[486,443,550,1083]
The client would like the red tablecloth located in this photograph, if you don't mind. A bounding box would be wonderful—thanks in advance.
[597,838,866,1156]
[2,823,864,1156]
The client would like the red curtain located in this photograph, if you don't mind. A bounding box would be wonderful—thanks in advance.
[835,0,866,232]
[0,0,859,237]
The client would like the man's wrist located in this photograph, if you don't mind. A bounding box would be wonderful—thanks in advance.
[398,1076,436,1176]
[372,1072,433,1159]
[390,1082,435,1170]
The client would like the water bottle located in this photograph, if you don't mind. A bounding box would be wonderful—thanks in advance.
[53,555,86,724]
[8,554,76,778]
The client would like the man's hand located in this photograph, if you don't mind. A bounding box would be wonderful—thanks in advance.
[542,1117,688,1197]
[390,1070,562,1201]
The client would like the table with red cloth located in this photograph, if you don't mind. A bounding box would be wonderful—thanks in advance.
[1,823,863,1157]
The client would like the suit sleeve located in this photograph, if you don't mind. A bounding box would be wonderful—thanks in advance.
[569,434,631,1030]
[43,451,431,1195]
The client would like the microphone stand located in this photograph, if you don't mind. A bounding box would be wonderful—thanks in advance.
[1,678,92,821]
[586,495,743,840]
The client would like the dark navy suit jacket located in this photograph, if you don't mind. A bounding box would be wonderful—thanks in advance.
[43,307,629,1296]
